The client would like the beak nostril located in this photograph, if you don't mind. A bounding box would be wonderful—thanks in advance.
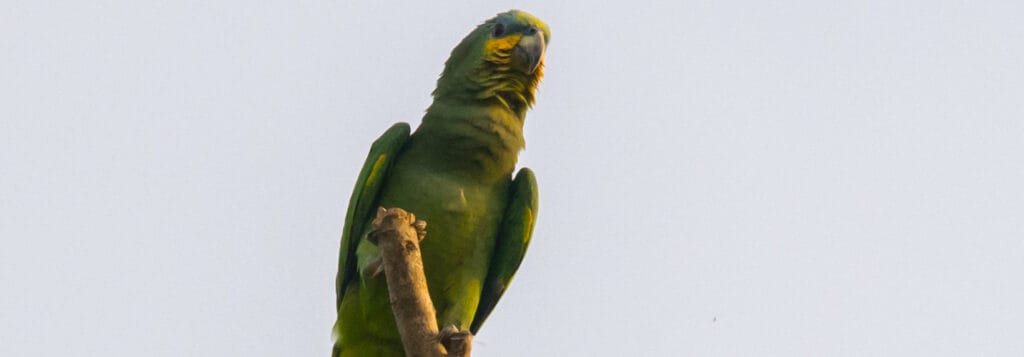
[527,26,538,35]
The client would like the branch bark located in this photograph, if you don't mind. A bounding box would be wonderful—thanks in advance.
[369,207,472,357]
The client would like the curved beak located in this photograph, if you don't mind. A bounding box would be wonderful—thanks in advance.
[514,29,546,74]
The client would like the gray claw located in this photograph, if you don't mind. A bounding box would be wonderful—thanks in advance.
[413,220,427,241]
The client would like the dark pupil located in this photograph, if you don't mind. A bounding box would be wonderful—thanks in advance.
[493,23,505,37]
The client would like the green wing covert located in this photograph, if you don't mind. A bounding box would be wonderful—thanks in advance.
[471,168,538,333]
[335,122,410,309]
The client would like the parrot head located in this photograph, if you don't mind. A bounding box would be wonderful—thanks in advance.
[433,10,550,117]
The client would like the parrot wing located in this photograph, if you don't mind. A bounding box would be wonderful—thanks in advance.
[470,168,538,334]
[336,122,410,309]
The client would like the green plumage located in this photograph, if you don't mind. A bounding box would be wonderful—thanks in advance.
[333,10,549,357]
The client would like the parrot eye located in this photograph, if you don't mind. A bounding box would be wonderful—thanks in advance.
[492,23,505,37]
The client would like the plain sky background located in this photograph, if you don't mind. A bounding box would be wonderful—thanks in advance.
[3,1,1023,356]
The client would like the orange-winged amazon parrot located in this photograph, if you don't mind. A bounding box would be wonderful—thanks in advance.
[333,10,549,357]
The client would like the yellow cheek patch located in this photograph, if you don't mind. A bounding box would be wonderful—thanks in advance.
[484,34,521,54]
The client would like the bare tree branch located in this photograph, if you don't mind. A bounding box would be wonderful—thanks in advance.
[369,207,472,357]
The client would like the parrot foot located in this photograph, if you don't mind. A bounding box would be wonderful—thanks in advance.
[438,325,473,355]
[439,325,459,340]
[413,220,427,241]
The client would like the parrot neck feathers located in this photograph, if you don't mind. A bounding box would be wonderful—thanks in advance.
[431,68,542,120]
[462,60,542,119]
[411,100,525,178]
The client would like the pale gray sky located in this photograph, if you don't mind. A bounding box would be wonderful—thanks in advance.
[3,1,1023,356]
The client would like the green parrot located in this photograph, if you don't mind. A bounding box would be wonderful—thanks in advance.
[332,10,549,357]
